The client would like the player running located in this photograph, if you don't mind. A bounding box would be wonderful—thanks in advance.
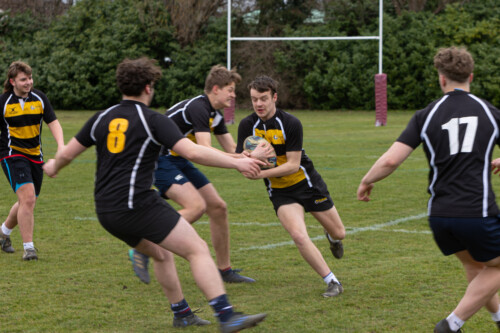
[128,65,271,284]
[43,57,267,332]
[236,75,346,297]
[357,46,500,332]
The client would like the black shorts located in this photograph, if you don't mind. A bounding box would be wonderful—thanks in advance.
[1,156,43,196]
[269,179,334,214]
[154,155,210,198]
[97,194,180,247]
[429,215,500,262]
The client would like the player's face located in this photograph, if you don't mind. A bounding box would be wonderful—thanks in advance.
[250,89,277,121]
[215,82,236,109]
[10,72,33,98]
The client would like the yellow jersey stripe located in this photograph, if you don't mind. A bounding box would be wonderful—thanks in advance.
[8,125,40,139]
[10,144,41,156]
[4,101,43,118]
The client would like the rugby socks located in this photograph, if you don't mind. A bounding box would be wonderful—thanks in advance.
[23,242,34,250]
[490,308,500,321]
[209,294,234,322]
[1,223,12,236]
[322,272,339,285]
[446,312,464,331]
[171,298,193,318]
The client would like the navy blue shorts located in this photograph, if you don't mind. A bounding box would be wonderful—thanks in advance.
[429,215,500,262]
[154,155,210,198]
[1,156,43,196]
[97,193,180,247]
[269,179,334,214]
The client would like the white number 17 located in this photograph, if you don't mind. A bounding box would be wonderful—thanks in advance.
[441,116,478,155]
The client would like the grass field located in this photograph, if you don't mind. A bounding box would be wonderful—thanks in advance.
[1,109,499,332]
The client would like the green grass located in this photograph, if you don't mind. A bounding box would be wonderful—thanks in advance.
[1,109,498,332]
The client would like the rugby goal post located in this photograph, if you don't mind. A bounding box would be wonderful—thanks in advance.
[225,0,387,126]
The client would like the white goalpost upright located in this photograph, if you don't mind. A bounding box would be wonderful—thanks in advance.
[225,0,387,126]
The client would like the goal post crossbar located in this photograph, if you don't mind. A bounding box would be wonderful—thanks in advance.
[225,0,387,126]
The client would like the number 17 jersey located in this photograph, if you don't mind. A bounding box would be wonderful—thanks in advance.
[397,90,500,218]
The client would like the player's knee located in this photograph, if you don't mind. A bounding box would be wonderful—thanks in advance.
[207,199,227,216]
[289,231,310,247]
[186,200,206,221]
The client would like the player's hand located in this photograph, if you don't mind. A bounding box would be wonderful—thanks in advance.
[43,159,58,178]
[357,182,374,202]
[251,141,275,162]
[236,156,264,177]
[492,158,500,176]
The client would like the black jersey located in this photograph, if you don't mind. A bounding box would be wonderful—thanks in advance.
[397,90,500,218]
[0,89,57,162]
[75,100,184,213]
[163,95,228,156]
[236,108,326,193]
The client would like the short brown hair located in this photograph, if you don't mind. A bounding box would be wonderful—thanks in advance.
[433,46,474,83]
[116,57,162,96]
[204,65,241,93]
[247,76,279,96]
[3,61,32,93]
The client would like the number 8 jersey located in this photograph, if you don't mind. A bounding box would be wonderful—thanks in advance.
[75,100,184,213]
[397,89,500,218]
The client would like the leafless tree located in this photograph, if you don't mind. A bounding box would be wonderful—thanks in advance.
[0,0,72,19]
[165,0,225,47]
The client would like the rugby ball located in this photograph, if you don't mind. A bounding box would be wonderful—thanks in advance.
[243,135,277,169]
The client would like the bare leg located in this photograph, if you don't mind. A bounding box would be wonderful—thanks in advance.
[198,184,230,269]
[157,217,226,300]
[4,201,19,229]
[135,239,184,303]
[277,203,331,277]
[455,251,500,313]
[311,206,346,240]
[453,255,500,321]
[166,183,206,223]
[14,184,37,243]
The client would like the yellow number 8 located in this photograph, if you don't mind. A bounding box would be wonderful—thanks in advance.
[107,118,129,153]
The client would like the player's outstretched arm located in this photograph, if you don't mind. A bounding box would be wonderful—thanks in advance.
[43,137,87,178]
[357,142,414,201]
[492,158,500,176]
[47,119,65,153]
[172,138,264,176]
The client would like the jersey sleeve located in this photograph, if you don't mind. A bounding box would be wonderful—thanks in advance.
[186,100,211,133]
[150,113,185,149]
[213,110,229,135]
[75,112,100,147]
[37,90,57,124]
[396,112,422,149]
[285,115,303,152]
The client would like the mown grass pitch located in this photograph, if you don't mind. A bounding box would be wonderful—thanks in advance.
[0,109,498,332]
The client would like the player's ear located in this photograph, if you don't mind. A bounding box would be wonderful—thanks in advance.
[272,93,278,102]
[469,73,473,84]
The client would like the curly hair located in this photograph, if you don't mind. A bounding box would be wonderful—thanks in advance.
[434,46,474,83]
[247,76,279,96]
[116,57,162,96]
[3,61,32,93]
[204,65,241,93]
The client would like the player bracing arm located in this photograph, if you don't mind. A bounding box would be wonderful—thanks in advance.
[357,141,414,202]
[43,137,88,178]
[172,137,264,177]
[245,150,301,180]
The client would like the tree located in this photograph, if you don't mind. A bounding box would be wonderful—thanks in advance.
[165,0,224,46]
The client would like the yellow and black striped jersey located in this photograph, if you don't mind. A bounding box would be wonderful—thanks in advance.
[237,108,323,191]
[0,89,57,162]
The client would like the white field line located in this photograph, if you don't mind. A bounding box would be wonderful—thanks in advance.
[73,213,429,251]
